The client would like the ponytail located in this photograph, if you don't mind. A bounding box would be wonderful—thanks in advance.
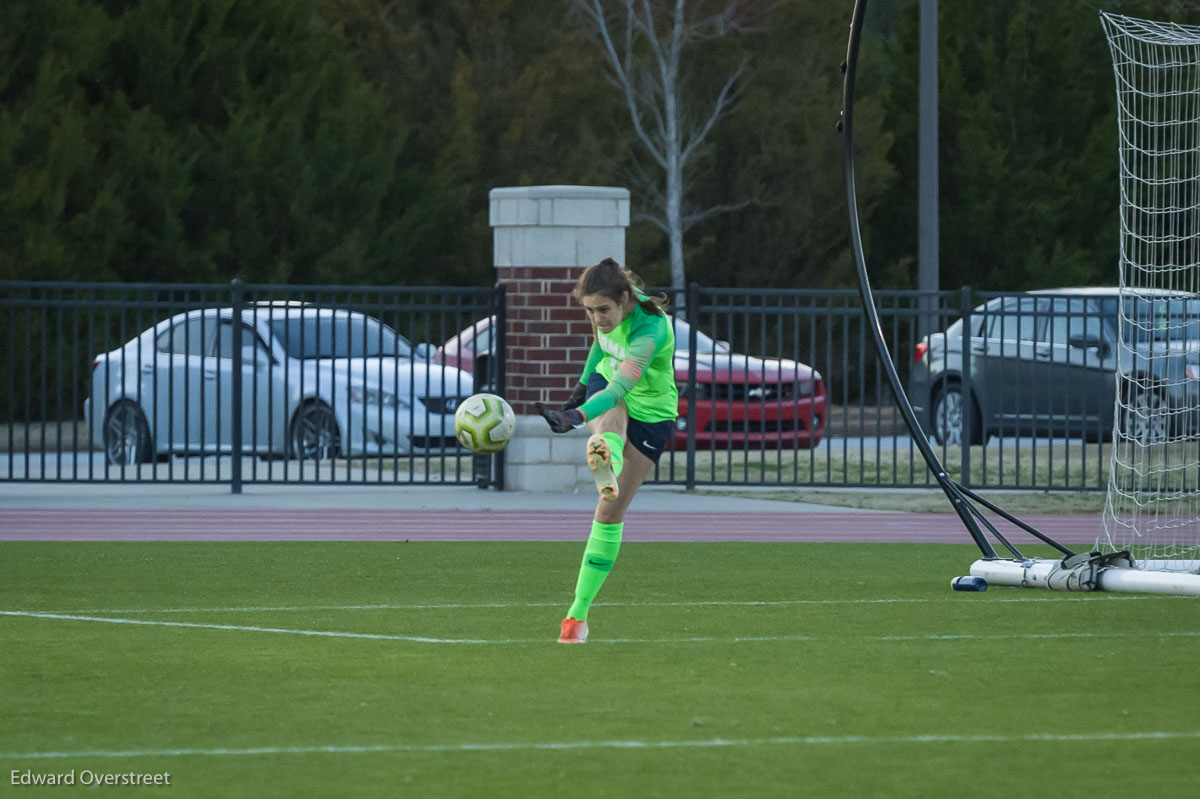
[573,257,669,315]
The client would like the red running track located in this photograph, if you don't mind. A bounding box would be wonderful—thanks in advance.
[0,509,1107,545]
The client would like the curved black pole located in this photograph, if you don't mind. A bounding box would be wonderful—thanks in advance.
[840,0,996,558]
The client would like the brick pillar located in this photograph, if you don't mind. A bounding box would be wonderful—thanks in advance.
[490,185,630,415]
[489,185,629,492]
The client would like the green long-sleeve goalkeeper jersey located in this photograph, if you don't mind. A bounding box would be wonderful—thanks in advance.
[577,301,678,423]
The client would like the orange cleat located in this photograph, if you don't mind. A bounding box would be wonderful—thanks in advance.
[557,617,589,644]
[586,434,619,503]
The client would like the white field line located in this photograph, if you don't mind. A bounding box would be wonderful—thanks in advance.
[5,730,1200,761]
[0,611,492,645]
[2,610,1199,646]
[37,593,1191,616]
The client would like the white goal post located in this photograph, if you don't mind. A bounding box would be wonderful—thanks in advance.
[1100,12,1200,580]
[970,555,1200,595]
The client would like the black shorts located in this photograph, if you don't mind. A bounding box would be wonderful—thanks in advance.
[585,373,675,464]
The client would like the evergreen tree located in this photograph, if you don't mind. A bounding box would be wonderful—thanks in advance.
[324,0,627,286]
[874,0,1200,292]
[6,1,1200,292]
[0,0,425,284]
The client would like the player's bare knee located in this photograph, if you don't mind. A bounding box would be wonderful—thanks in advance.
[587,404,628,437]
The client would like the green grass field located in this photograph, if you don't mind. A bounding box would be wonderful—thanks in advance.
[2,541,1197,798]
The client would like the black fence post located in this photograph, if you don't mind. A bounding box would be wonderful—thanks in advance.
[960,285,973,489]
[685,281,699,491]
[230,278,244,495]
[493,282,507,491]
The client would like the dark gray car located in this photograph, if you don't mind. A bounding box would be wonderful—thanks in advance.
[1117,294,1200,445]
[908,287,1200,446]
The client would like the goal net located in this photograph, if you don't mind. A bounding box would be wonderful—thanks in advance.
[1101,13,1200,572]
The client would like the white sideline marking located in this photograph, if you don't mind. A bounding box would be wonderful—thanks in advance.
[44,593,1186,616]
[5,730,1199,761]
[0,611,494,645]
[3,610,1198,646]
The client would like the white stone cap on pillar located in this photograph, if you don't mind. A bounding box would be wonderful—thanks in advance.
[490,186,630,267]
[489,185,630,227]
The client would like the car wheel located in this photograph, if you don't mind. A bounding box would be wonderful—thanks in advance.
[290,402,341,460]
[931,382,982,446]
[104,401,153,465]
[1119,387,1169,445]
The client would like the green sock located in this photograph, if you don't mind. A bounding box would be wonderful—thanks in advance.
[566,520,623,621]
[601,432,624,477]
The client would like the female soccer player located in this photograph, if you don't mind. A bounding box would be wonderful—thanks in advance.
[535,257,678,644]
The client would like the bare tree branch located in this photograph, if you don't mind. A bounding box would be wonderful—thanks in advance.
[577,0,667,168]
[681,59,745,164]
[632,209,670,234]
[569,0,754,301]
[681,199,755,231]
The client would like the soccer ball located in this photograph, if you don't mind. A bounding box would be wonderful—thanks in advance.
[454,393,516,454]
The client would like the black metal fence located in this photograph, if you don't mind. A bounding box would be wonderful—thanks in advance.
[652,285,1117,492]
[1,280,502,489]
[2,280,1122,492]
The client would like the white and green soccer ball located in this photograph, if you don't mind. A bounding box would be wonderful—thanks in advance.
[454,393,516,454]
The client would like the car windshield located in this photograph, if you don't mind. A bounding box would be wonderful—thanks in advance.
[269,314,413,359]
[673,318,731,354]
[469,321,492,354]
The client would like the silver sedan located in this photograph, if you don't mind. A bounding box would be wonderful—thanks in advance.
[84,305,473,464]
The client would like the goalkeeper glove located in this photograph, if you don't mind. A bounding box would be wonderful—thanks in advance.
[560,382,588,412]
[535,402,584,434]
